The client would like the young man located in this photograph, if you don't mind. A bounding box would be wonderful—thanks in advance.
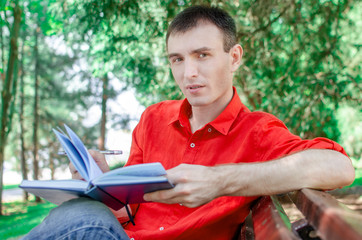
[23,6,354,240]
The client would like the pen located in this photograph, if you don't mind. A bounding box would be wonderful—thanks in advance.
[57,150,123,155]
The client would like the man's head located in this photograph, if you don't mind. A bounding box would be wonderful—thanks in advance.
[166,6,237,52]
[166,6,243,112]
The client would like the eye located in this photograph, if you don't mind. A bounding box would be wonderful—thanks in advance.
[171,57,183,64]
[199,53,207,58]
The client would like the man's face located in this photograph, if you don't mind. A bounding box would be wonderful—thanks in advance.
[167,22,240,109]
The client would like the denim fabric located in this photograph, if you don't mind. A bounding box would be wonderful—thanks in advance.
[22,198,130,240]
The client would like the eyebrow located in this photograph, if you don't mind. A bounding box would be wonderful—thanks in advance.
[191,47,212,54]
[168,47,213,59]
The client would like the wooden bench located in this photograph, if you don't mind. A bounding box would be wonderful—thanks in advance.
[239,188,362,240]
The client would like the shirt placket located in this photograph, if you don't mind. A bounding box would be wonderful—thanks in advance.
[181,129,206,164]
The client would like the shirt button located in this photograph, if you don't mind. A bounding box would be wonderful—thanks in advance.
[208,128,212,132]
[190,143,195,148]
[160,227,164,231]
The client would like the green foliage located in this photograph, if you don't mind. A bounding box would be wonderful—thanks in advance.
[336,105,362,161]
[50,0,360,136]
[49,0,177,107]
[0,200,55,239]
[2,0,108,177]
[230,0,361,141]
[49,0,361,158]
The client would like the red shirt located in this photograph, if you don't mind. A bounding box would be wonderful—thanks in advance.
[123,87,346,240]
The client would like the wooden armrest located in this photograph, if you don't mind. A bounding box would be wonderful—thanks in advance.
[239,189,362,240]
[251,196,299,240]
[290,188,362,240]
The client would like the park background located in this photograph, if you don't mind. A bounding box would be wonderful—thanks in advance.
[0,0,361,239]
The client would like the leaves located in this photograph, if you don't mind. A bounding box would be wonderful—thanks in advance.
[45,0,361,157]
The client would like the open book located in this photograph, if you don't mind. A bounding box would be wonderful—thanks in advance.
[20,125,173,211]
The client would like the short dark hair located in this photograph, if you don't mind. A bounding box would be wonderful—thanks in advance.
[166,6,237,52]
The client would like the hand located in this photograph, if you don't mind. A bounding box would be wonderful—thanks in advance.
[69,149,110,180]
[143,164,223,208]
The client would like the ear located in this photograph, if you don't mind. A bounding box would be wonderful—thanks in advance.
[230,44,243,73]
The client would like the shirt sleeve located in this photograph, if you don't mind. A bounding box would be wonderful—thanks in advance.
[124,109,149,167]
[252,113,348,162]
[120,111,147,224]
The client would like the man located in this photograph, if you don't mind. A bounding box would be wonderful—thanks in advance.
[23,5,354,240]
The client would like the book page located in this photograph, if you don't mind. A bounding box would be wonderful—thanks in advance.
[98,162,167,179]
[93,175,169,185]
[20,180,90,206]
[20,179,89,191]
[53,129,90,181]
[65,124,103,180]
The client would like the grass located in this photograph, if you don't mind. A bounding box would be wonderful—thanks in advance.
[4,184,19,190]
[0,199,56,240]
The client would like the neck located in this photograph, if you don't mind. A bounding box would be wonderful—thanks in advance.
[189,90,234,133]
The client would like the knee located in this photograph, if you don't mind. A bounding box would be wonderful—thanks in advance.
[23,198,127,240]
[43,197,122,230]
[52,197,114,220]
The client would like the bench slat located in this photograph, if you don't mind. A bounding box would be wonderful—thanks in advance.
[292,188,362,240]
[251,196,299,240]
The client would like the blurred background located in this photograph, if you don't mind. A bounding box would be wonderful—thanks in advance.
[0,0,361,239]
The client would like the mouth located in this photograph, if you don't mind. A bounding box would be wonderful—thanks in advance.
[186,84,204,90]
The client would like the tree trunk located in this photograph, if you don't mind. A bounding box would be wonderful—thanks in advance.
[98,74,108,151]
[0,0,21,215]
[0,8,5,82]
[0,150,4,216]
[49,154,55,180]
[19,36,28,200]
[48,140,55,180]
[32,25,41,202]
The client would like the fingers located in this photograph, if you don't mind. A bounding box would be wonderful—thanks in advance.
[144,190,184,206]
[143,188,178,203]
[164,164,190,185]
[144,190,203,208]
[69,162,83,180]
[89,149,110,173]
[143,183,204,208]
[88,149,106,164]
[68,150,110,180]
[72,172,83,180]
[144,164,218,208]
[69,162,76,175]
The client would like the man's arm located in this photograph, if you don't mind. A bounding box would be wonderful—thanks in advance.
[144,149,355,208]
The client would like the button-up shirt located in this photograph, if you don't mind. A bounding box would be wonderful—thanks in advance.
[123,87,346,240]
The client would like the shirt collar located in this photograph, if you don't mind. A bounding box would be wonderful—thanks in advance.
[169,87,250,135]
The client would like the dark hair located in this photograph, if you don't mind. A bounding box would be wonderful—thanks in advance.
[166,6,237,52]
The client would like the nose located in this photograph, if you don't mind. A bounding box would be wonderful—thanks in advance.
[184,59,198,79]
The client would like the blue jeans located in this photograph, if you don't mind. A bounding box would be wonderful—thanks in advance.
[22,198,130,240]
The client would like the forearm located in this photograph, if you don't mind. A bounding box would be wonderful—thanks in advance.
[144,149,354,207]
[215,149,355,197]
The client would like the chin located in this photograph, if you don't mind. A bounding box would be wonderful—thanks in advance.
[187,98,210,107]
